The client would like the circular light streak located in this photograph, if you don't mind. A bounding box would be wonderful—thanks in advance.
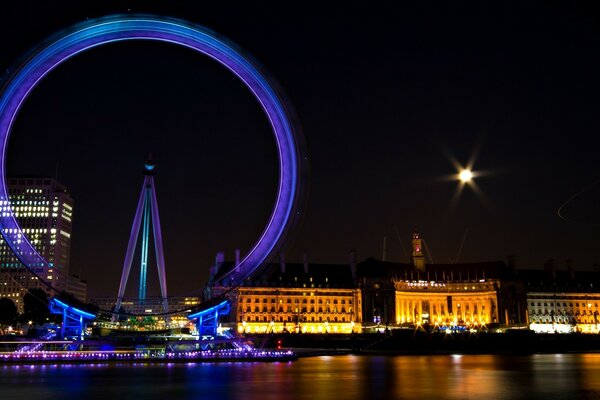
[0,16,305,295]
[458,169,473,183]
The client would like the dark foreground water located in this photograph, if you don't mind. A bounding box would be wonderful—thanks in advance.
[2,354,600,399]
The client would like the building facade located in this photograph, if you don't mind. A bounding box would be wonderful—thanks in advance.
[357,230,528,329]
[521,260,600,333]
[208,254,362,334]
[358,257,524,329]
[393,280,499,326]
[204,231,600,334]
[0,177,78,311]
[232,286,362,334]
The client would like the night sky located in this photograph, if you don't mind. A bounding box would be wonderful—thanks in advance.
[1,2,600,298]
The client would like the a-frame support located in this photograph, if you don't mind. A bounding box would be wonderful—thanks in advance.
[114,156,168,314]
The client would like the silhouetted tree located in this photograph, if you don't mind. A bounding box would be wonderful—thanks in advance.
[0,297,18,327]
[23,288,49,324]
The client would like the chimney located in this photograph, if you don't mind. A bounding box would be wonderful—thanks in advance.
[215,252,225,272]
[303,252,309,274]
[566,259,575,280]
[209,251,225,283]
[350,250,357,280]
[280,252,286,274]
[235,249,241,267]
[543,259,556,280]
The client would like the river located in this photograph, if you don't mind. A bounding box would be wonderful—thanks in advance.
[1,354,600,399]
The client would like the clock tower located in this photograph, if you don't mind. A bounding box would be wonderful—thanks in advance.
[412,228,426,272]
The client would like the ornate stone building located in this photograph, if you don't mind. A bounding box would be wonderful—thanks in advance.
[208,253,362,334]
[206,230,600,334]
[356,229,528,329]
[521,259,600,333]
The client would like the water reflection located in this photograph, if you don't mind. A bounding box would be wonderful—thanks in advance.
[1,354,600,399]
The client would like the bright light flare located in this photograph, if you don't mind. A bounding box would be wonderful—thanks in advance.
[447,161,488,208]
[459,170,473,183]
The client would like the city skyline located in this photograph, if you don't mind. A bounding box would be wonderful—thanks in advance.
[1,2,600,298]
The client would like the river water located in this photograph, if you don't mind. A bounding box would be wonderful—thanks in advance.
[1,354,600,399]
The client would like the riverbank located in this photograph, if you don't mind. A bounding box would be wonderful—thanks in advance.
[258,330,600,356]
[4,330,600,366]
[0,349,297,365]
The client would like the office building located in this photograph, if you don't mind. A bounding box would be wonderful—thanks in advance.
[0,177,76,311]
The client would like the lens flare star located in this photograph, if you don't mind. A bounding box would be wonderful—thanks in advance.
[450,163,485,204]
[459,169,473,183]
[440,142,490,207]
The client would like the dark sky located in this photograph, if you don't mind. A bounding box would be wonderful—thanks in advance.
[1,2,600,298]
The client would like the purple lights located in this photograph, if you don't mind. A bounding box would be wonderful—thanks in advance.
[0,349,297,364]
[0,16,305,304]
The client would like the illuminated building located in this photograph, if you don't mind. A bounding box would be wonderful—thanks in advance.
[394,280,499,326]
[208,253,362,334]
[0,177,82,311]
[357,229,527,329]
[522,259,600,333]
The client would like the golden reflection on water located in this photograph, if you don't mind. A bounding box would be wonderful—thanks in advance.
[285,354,600,400]
[2,354,600,399]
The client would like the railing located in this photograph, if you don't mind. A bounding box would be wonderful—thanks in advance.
[393,280,497,292]
[14,331,57,354]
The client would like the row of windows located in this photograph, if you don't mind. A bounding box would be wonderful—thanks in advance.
[0,292,21,296]
[531,317,597,324]
[244,316,351,323]
[243,306,354,314]
[243,297,353,305]
[531,310,597,316]
[530,302,599,308]
[10,206,50,211]
[399,304,489,313]
[3,228,58,234]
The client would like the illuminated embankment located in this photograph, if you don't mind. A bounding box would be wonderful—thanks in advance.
[0,349,297,363]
